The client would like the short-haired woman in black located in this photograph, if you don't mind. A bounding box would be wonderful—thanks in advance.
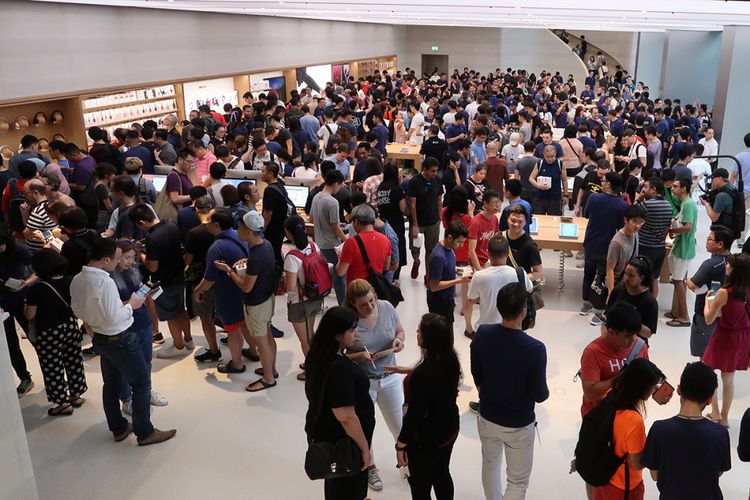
[304,306,374,500]
[24,249,87,415]
[386,313,461,499]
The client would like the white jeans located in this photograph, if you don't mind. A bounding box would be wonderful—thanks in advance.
[368,374,404,441]
[477,415,536,500]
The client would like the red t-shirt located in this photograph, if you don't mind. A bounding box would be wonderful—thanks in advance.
[441,208,472,263]
[339,230,392,284]
[485,156,509,195]
[2,179,29,238]
[468,212,499,267]
[579,336,649,416]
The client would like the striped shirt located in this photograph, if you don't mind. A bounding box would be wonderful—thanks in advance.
[25,200,57,253]
[638,197,673,248]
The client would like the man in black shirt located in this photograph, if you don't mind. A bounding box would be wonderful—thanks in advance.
[129,203,193,359]
[407,157,443,282]
[261,162,290,267]
[58,206,98,276]
[504,204,544,282]
[420,125,448,171]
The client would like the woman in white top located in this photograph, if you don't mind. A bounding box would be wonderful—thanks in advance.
[292,153,320,179]
[283,215,324,381]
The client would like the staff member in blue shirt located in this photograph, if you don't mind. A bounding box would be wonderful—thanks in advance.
[471,281,549,500]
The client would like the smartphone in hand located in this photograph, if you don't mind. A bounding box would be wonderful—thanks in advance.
[652,381,674,405]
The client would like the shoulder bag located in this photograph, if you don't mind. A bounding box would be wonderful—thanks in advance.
[27,281,71,343]
[304,361,363,480]
[354,235,403,307]
[153,170,182,222]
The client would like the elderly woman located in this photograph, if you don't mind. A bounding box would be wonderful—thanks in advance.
[345,279,406,492]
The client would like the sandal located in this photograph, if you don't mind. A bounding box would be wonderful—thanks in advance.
[663,312,677,319]
[666,319,691,327]
[70,397,86,408]
[48,404,73,416]
[296,371,306,381]
[245,378,277,392]
[254,367,279,379]
[299,363,305,370]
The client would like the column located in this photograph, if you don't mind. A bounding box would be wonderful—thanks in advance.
[659,30,722,107]
[711,26,750,158]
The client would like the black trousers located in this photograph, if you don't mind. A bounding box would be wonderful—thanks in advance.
[3,302,31,381]
[427,295,455,325]
[323,469,368,500]
[407,441,456,500]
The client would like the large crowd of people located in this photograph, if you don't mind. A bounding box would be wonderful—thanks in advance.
[2,63,750,499]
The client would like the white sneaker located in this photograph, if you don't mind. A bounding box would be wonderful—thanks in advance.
[156,344,189,359]
[184,340,195,350]
[367,466,383,491]
[150,390,169,406]
[121,400,133,416]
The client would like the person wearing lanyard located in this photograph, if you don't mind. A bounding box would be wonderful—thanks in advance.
[70,237,176,446]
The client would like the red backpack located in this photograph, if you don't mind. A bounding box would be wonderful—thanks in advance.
[287,242,332,301]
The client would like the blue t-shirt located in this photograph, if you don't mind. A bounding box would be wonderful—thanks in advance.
[583,193,626,254]
[499,199,533,233]
[445,124,467,152]
[427,243,456,301]
[640,417,730,500]
[578,136,597,151]
[204,230,248,325]
[112,267,151,331]
[123,146,155,175]
[244,239,276,306]
[533,141,564,160]
[372,124,389,154]
[470,140,487,170]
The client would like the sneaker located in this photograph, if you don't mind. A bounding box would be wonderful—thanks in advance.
[469,401,480,414]
[150,391,168,406]
[121,400,133,416]
[219,336,229,344]
[270,324,284,338]
[194,349,222,363]
[184,339,195,350]
[367,466,384,491]
[590,312,605,326]
[137,428,177,446]
[156,344,189,359]
[217,361,246,374]
[82,346,98,356]
[152,332,165,345]
[16,378,34,397]
[579,301,592,315]
[392,279,400,288]
[575,251,585,260]
[242,347,260,362]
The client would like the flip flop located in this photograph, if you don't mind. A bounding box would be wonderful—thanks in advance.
[254,367,279,379]
[666,319,691,327]
[246,378,277,392]
[48,404,73,416]
[296,371,306,381]
[664,312,677,319]
[70,397,86,408]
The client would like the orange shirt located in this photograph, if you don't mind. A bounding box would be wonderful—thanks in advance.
[609,409,646,491]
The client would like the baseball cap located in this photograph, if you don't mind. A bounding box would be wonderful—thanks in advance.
[710,168,729,179]
[194,196,215,210]
[242,210,265,232]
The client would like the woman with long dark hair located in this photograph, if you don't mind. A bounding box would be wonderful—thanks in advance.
[375,163,407,281]
[283,215,324,381]
[0,228,35,396]
[304,306,374,500]
[703,253,750,428]
[594,358,665,500]
[605,256,658,339]
[24,249,87,416]
[387,313,461,499]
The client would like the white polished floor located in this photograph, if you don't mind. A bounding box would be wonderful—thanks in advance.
[17,208,750,500]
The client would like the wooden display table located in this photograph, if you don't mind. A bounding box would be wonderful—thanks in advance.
[385,143,422,170]
[530,215,588,290]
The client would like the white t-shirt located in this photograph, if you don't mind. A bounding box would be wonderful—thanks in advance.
[628,141,647,162]
[408,112,425,145]
[467,265,532,328]
[220,156,244,170]
[283,242,314,303]
[316,122,339,146]
[442,112,456,126]
[699,137,719,158]
[292,166,320,179]
[689,158,712,194]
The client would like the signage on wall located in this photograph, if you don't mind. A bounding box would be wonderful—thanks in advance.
[358,59,379,76]
[431,46,439,51]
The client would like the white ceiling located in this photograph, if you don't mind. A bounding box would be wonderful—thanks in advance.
[31,0,750,32]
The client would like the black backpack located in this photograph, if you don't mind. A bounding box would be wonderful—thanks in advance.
[267,183,295,218]
[6,179,26,232]
[716,185,745,240]
[574,394,630,494]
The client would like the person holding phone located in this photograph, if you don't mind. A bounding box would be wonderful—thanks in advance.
[344,279,405,492]
[702,253,750,428]
[641,362,731,500]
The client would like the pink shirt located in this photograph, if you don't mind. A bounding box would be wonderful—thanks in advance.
[194,152,217,182]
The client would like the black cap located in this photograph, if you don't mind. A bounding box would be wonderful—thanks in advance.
[710,168,729,180]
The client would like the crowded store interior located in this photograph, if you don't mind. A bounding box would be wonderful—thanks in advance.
[3,1,750,499]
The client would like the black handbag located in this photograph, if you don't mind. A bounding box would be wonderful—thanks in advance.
[354,235,403,307]
[304,363,363,480]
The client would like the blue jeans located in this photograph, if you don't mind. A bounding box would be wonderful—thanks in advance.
[119,326,153,402]
[92,330,154,439]
[321,248,346,305]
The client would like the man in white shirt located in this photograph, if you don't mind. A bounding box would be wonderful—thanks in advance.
[699,128,719,164]
[70,237,176,446]
[406,101,425,145]
[464,234,532,337]
[316,109,339,147]
[689,144,712,200]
